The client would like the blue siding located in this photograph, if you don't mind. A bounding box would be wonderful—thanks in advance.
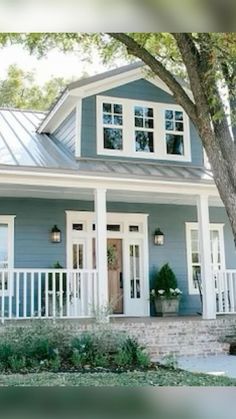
[53,109,76,153]
[81,79,203,166]
[0,198,235,316]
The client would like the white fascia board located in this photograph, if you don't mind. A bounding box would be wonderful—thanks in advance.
[38,90,69,133]
[70,67,173,97]
[0,168,218,196]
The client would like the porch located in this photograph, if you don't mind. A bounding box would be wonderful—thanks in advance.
[0,268,235,322]
[0,161,234,321]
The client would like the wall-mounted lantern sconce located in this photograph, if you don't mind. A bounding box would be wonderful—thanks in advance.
[51,225,61,243]
[154,228,165,246]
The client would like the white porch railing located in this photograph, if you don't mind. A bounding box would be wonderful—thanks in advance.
[0,269,98,323]
[214,270,236,314]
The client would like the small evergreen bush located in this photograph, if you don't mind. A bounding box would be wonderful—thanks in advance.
[153,263,181,299]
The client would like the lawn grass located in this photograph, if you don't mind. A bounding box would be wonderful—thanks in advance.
[0,367,235,386]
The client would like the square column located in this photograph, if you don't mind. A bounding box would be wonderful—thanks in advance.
[197,194,216,319]
[94,188,108,312]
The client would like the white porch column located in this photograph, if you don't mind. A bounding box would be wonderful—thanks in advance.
[94,188,108,312]
[197,194,216,319]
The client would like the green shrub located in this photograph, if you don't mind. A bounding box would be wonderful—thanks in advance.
[154,263,178,297]
[8,355,27,373]
[0,323,150,373]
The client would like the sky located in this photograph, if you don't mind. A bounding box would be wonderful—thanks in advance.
[0,44,125,84]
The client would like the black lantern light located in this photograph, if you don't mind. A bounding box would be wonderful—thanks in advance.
[51,225,61,243]
[154,228,164,246]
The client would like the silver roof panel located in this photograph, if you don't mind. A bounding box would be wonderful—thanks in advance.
[0,108,213,185]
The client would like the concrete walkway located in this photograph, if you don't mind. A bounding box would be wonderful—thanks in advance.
[178,355,236,379]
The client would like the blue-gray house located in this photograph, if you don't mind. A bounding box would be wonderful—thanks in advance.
[0,62,235,322]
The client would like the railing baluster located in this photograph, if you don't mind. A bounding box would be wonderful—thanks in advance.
[38,272,42,318]
[224,272,229,313]
[73,272,77,317]
[23,272,27,318]
[52,272,56,319]
[228,272,234,313]
[59,272,63,318]
[80,272,85,316]
[8,270,12,319]
[218,271,223,313]
[45,272,49,318]
[87,271,92,317]
[1,271,5,323]
[66,271,70,317]
[16,272,19,318]
[31,272,34,317]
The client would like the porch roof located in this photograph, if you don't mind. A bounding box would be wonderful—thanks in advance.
[0,108,213,185]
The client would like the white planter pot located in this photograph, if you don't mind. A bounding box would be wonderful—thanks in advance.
[155,297,180,317]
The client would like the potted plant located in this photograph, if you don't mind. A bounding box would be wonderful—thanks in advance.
[150,263,182,317]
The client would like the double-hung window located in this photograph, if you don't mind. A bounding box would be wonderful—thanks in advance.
[0,216,15,294]
[186,223,225,294]
[134,106,154,153]
[102,102,123,151]
[97,96,190,161]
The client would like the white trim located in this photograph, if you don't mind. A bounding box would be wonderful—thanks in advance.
[38,90,69,133]
[94,188,108,309]
[97,96,191,162]
[0,168,218,198]
[75,99,82,158]
[72,67,173,98]
[185,222,225,295]
[39,65,193,135]
[65,211,149,317]
[0,215,15,297]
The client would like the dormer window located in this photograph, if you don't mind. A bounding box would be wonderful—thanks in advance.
[97,96,190,161]
[102,102,123,150]
[165,110,184,156]
[134,106,154,153]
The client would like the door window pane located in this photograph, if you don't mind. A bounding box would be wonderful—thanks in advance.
[73,243,84,269]
[129,244,141,299]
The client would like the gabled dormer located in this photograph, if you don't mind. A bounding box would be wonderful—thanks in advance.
[39,62,204,167]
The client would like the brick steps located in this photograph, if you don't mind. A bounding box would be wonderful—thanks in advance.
[110,317,236,358]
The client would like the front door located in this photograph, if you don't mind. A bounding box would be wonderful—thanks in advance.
[67,211,149,317]
[107,238,123,314]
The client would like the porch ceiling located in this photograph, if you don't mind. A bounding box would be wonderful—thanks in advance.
[0,183,223,207]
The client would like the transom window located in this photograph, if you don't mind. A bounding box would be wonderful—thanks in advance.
[97,96,190,161]
[186,223,225,294]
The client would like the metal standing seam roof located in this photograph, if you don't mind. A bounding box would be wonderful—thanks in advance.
[0,108,214,184]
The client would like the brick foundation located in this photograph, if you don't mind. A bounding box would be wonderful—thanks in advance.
[1,316,236,359]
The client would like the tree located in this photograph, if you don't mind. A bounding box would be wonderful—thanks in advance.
[0,64,67,111]
[1,33,236,244]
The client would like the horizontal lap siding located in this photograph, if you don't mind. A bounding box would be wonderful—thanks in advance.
[0,198,234,315]
[81,78,204,166]
[53,109,76,153]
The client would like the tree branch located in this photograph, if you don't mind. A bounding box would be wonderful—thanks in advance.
[108,33,197,125]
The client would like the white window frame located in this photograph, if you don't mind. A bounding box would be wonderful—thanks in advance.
[0,216,15,296]
[97,96,191,162]
[186,222,225,295]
